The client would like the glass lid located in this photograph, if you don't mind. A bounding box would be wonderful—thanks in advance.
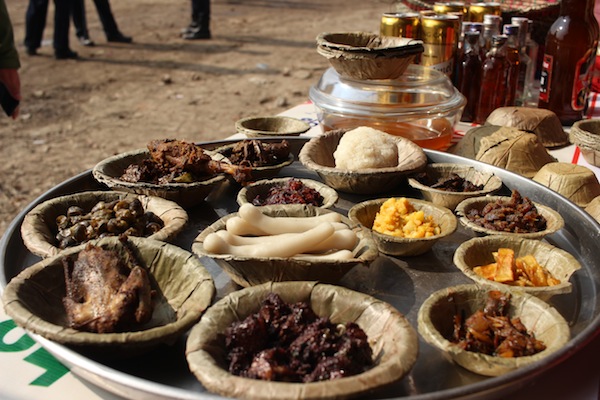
[309,65,466,117]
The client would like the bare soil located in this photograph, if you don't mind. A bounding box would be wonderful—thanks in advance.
[0,0,402,237]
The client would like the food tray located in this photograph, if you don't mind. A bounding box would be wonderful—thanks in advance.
[1,137,599,400]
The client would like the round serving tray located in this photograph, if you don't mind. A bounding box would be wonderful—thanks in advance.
[1,137,599,400]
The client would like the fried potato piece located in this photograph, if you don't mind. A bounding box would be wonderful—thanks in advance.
[494,248,516,283]
[472,263,497,280]
[518,255,561,286]
[473,249,560,287]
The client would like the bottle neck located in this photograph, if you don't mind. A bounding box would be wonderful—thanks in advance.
[464,33,480,54]
[505,34,519,48]
[488,36,507,57]
[560,0,591,19]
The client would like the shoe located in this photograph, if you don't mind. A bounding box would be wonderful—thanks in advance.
[181,22,199,35]
[106,32,132,43]
[78,35,95,47]
[26,47,38,56]
[182,30,211,40]
[54,49,79,60]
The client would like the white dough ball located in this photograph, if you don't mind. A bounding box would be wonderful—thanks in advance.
[333,126,399,170]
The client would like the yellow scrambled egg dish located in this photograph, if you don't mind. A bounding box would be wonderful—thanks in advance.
[372,198,440,238]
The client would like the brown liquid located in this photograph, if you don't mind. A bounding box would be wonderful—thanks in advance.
[474,36,508,124]
[321,116,454,151]
[457,32,482,122]
[503,28,521,107]
[538,0,597,125]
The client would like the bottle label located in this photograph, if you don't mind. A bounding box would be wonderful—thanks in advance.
[539,54,552,103]
[571,48,595,111]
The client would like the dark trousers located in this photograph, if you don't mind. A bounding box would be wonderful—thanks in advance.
[24,0,73,52]
[191,0,210,29]
[72,0,120,39]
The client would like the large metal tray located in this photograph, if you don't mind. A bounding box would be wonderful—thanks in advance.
[1,138,599,400]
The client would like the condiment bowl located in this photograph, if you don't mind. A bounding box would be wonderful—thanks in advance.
[453,236,581,300]
[236,177,338,208]
[2,236,215,355]
[316,32,424,80]
[348,198,457,257]
[214,140,294,182]
[235,116,311,138]
[455,195,564,240]
[20,190,188,258]
[92,148,227,208]
[298,129,427,194]
[408,163,503,210]
[186,281,419,400]
[417,284,570,376]
[192,205,378,287]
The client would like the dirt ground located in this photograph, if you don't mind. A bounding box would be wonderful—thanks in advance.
[0,0,405,237]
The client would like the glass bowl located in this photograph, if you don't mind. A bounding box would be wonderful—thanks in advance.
[309,65,466,151]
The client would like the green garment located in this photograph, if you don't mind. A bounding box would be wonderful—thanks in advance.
[0,0,21,69]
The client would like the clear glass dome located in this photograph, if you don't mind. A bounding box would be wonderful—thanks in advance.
[309,65,466,150]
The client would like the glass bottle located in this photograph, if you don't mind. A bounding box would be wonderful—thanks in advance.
[457,31,482,122]
[587,0,600,55]
[538,0,598,125]
[502,24,521,107]
[524,19,541,105]
[586,0,599,110]
[454,22,482,85]
[525,19,540,79]
[481,14,501,53]
[509,18,533,106]
[475,35,508,124]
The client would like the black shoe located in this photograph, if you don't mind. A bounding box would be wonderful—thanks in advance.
[78,35,95,47]
[182,30,211,40]
[107,32,132,43]
[54,49,79,60]
[26,47,38,56]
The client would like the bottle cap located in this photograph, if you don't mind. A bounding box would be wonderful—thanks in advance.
[502,24,519,36]
[511,17,529,25]
[483,14,501,25]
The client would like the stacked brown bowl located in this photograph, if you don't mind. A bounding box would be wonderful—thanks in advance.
[316,32,424,80]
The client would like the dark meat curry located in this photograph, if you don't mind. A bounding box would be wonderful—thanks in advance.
[225,292,373,382]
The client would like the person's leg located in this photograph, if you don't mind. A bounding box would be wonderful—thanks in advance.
[24,0,50,54]
[72,0,94,46]
[183,0,211,40]
[92,0,131,42]
[53,0,78,59]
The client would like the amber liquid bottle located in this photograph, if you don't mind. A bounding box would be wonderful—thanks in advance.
[457,31,482,122]
[503,24,521,107]
[475,35,508,124]
[538,0,598,125]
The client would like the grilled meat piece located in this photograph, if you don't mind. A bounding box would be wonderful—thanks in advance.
[121,139,252,184]
[226,140,290,167]
[147,139,252,183]
[62,237,153,333]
